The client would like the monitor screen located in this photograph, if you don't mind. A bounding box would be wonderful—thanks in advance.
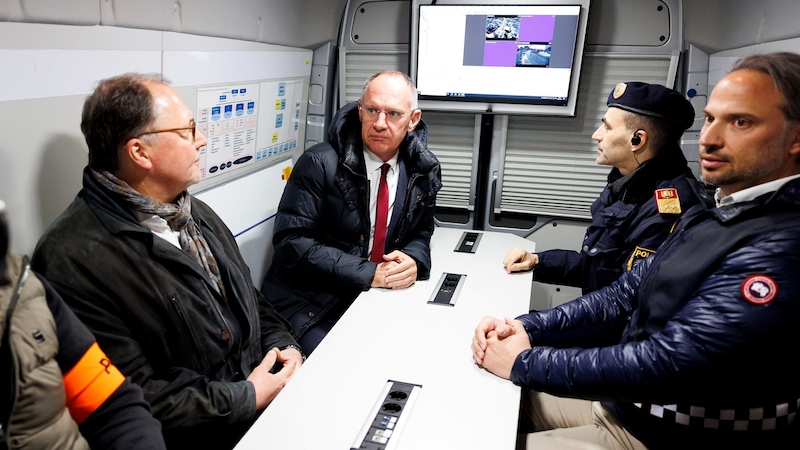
[412,3,589,116]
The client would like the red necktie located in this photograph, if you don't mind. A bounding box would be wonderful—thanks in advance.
[370,163,389,263]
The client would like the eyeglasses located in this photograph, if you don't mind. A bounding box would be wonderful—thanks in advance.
[359,105,410,123]
[139,120,196,143]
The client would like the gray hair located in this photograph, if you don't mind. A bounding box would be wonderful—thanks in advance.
[360,70,419,110]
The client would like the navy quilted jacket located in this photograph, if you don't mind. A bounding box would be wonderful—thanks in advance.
[513,177,800,448]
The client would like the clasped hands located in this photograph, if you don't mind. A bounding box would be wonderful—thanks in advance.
[371,250,417,289]
[471,316,531,380]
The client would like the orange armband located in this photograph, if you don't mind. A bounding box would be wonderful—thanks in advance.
[62,342,125,424]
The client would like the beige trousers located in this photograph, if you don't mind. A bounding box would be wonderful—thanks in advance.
[517,390,649,450]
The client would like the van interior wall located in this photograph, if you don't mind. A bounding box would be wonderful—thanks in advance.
[0,0,348,49]
[682,0,800,53]
[3,0,796,67]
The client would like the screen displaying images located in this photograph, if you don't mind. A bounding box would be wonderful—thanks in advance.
[413,3,588,116]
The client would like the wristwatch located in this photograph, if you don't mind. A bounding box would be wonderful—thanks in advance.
[280,344,306,361]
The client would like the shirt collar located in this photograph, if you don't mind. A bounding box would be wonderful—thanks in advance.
[363,149,398,174]
[715,174,800,206]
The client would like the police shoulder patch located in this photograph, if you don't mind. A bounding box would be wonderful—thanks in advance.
[654,188,681,214]
[741,274,778,305]
[626,246,655,270]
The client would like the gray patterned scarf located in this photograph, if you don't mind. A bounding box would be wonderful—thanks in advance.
[91,169,225,296]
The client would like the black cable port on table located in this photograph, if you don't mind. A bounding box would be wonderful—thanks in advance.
[454,231,482,253]
[428,272,466,307]
[351,380,422,450]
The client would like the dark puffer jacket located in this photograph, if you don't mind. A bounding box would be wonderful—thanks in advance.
[512,177,800,448]
[262,101,441,338]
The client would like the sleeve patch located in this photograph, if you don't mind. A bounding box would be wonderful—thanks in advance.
[655,188,682,214]
[626,246,656,270]
[741,274,778,305]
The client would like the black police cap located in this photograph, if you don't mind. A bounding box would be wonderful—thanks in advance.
[607,82,695,131]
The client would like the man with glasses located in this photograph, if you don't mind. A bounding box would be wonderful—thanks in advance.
[262,70,442,354]
[31,73,302,450]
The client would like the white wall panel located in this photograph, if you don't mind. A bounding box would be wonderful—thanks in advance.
[0,0,98,23]
[0,0,349,49]
[0,21,310,263]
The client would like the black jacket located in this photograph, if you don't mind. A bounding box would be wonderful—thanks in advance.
[31,167,298,449]
[262,101,441,338]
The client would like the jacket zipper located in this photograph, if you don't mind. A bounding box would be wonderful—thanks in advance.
[202,282,236,358]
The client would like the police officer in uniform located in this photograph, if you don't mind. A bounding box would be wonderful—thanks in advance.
[504,82,702,296]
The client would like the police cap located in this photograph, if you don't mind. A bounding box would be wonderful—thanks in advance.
[607,82,695,131]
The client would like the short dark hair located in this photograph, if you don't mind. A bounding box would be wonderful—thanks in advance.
[81,73,168,172]
[730,52,800,123]
[620,110,676,152]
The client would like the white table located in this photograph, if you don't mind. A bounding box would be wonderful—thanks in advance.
[235,227,534,449]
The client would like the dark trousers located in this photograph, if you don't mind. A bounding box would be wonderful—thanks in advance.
[297,316,338,355]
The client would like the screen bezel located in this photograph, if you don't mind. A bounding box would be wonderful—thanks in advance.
[410,0,591,116]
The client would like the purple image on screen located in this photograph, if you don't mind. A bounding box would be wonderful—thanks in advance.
[483,41,518,67]
[519,15,555,42]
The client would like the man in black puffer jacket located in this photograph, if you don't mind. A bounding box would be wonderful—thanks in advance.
[263,70,441,354]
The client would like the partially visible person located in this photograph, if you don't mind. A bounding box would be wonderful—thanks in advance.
[31,73,302,449]
[473,52,800,449]
[262,70,441,354]
[0,200,165,449]
[504,82,701,295]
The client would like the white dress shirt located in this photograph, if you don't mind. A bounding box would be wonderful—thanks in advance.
[364,149,399,255]
[133,210,182,249]
[714,174,800,207]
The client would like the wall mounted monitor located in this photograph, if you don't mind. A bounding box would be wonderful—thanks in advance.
[411,2,590,116]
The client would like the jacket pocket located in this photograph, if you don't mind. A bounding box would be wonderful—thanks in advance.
[164,292,210,372]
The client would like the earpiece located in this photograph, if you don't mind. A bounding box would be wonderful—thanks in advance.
[631,129,643,146]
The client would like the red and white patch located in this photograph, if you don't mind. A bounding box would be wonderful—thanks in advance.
[741,275,778,305]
